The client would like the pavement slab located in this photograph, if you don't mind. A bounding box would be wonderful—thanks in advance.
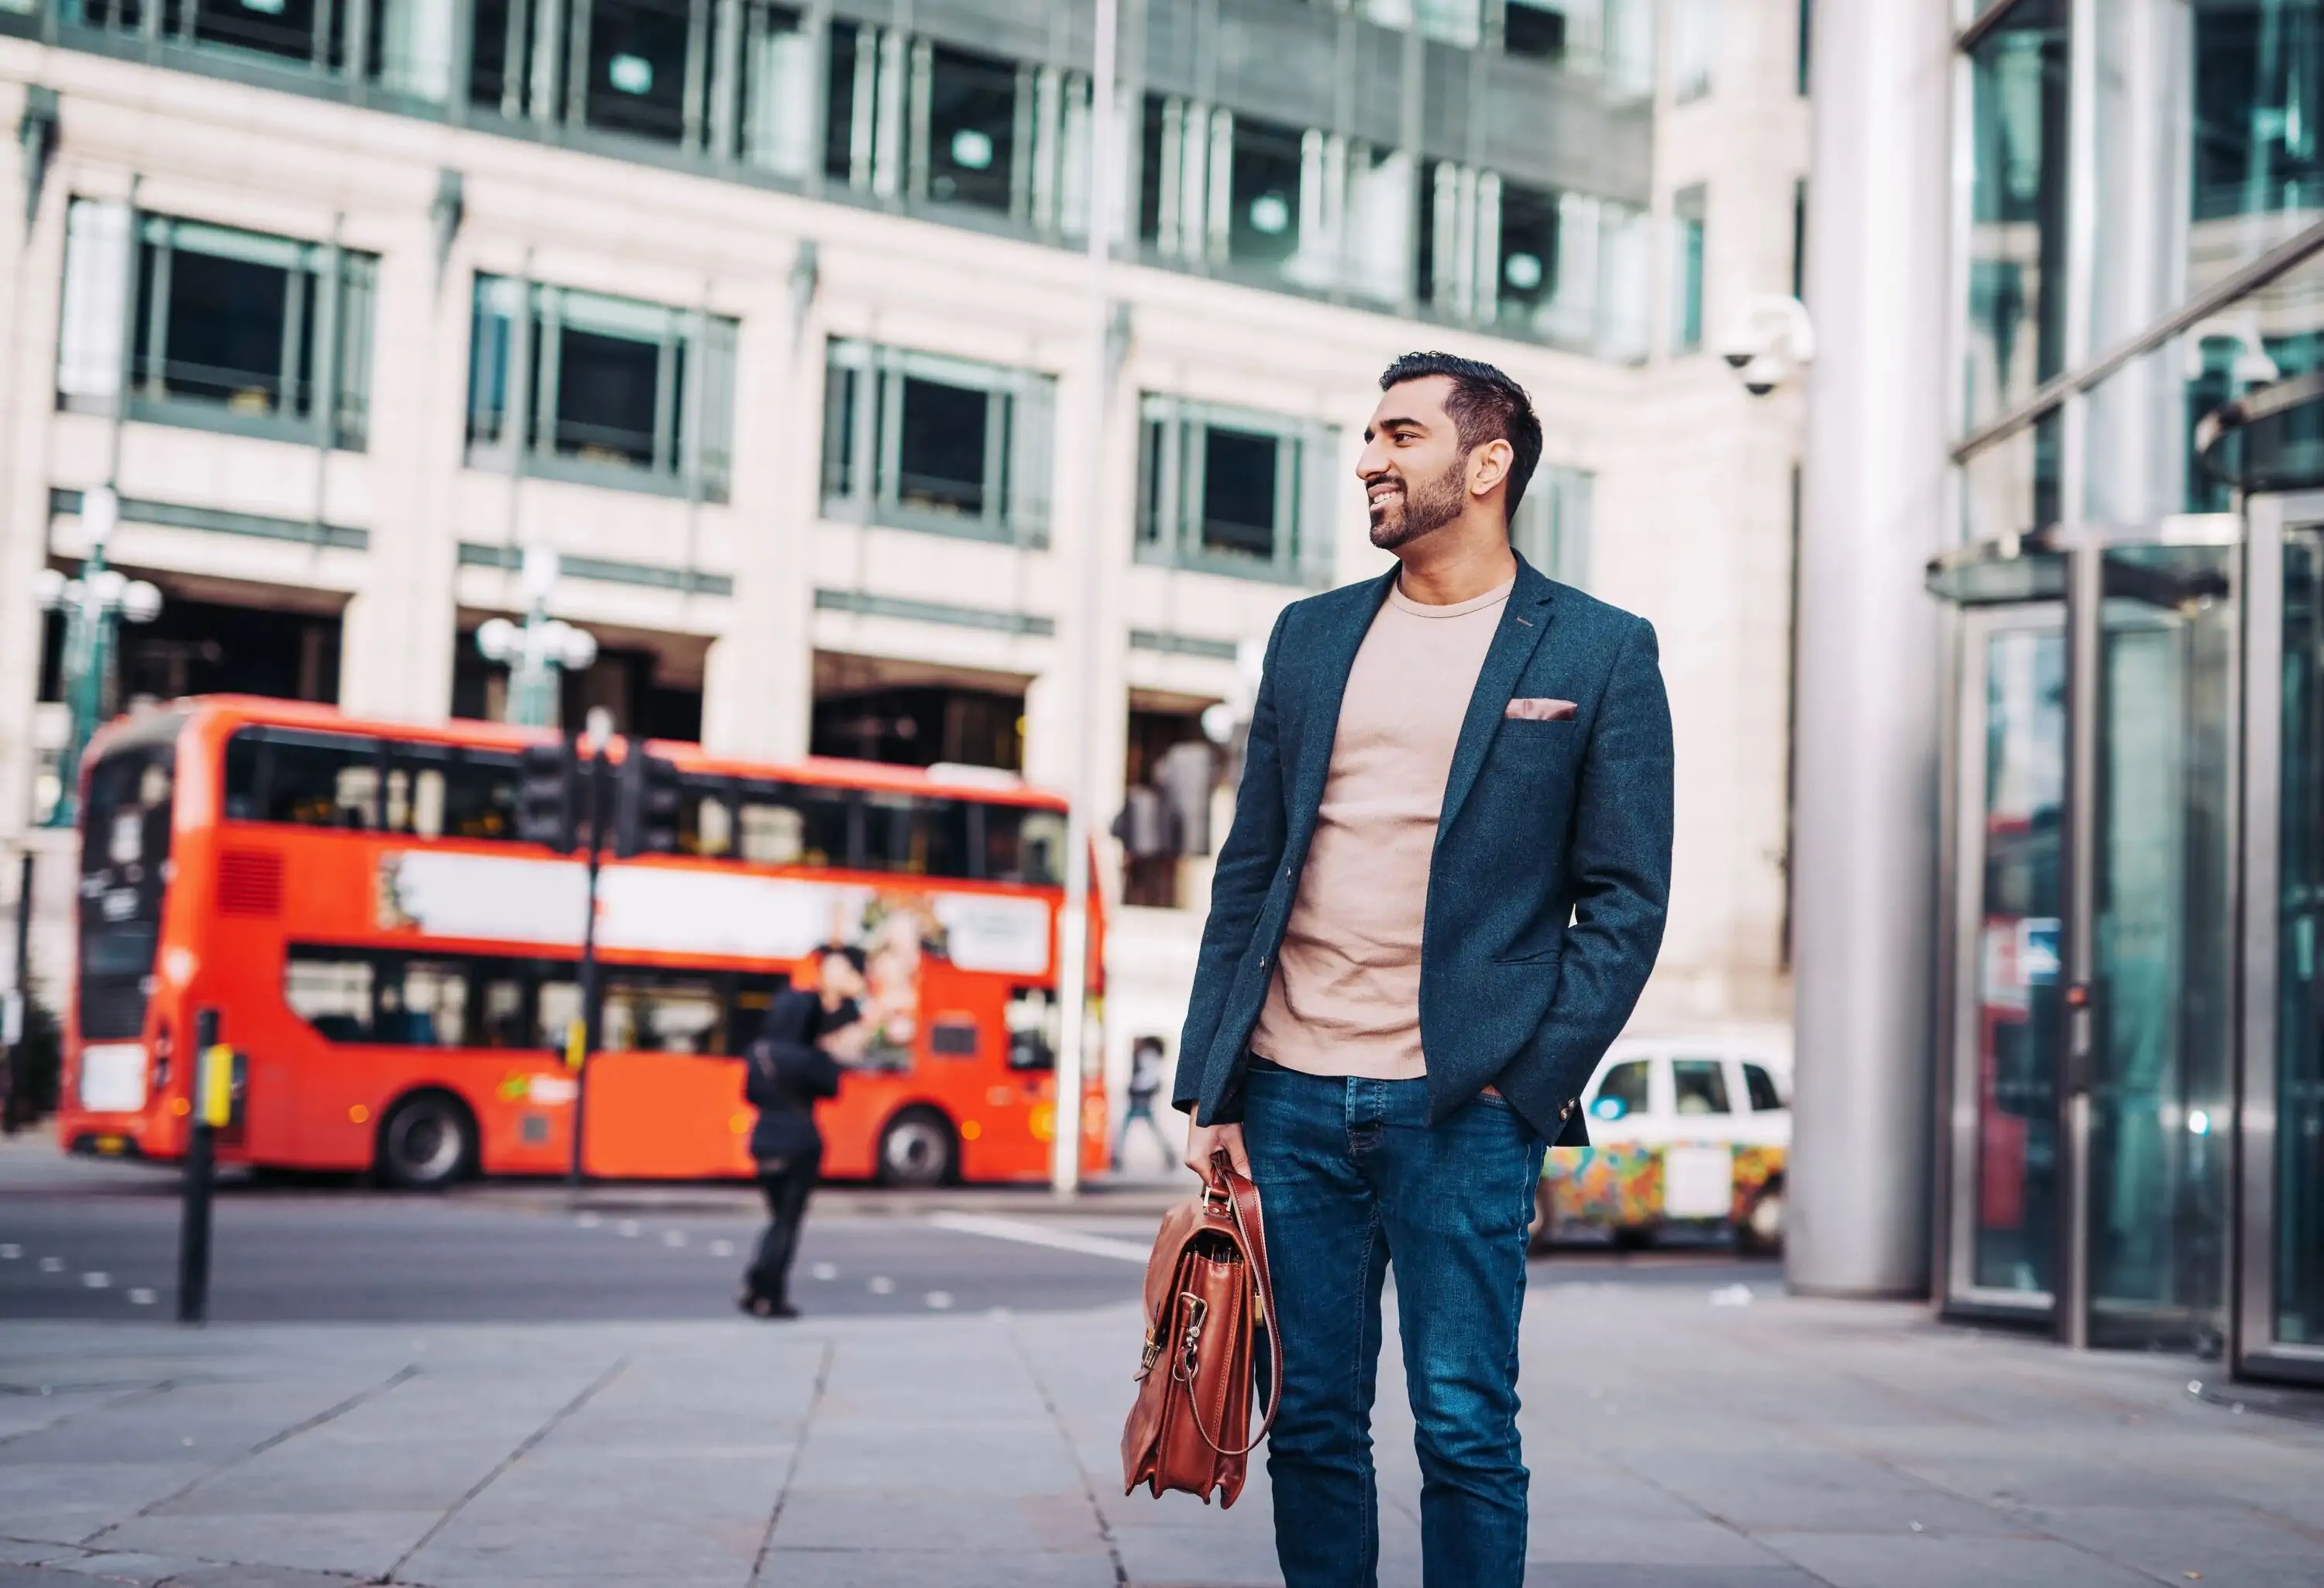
[0,1285,2315,1587]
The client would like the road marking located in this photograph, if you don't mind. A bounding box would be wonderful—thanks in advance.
[810,1262,837,1281]
[82,1273,111,1289]
[37,1256,62,1273]
[0,1244,19,1258]
[128,1288,156,1306]
[661,1231,688,1247]
[617,1220,641,1237]
[576,1212,602,1229]
[925,1291,954,1311]
[708,1239,735,1257]
[868,1276,895,1295]
[928,1213,1150,1265]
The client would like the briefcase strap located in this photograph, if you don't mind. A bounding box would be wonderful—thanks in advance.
[1178,1150,1283,1459]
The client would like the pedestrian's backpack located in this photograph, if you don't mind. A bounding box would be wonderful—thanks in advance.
[1121,1151,1281,1507]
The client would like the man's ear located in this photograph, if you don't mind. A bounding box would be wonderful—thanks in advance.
[1468,438,1514,500]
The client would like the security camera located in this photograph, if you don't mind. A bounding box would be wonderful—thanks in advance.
[1739,352,1785,397]
[1719,295,1815,398]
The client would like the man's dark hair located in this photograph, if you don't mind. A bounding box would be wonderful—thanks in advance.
[1377,352,1544,521]
[816,943,868,976]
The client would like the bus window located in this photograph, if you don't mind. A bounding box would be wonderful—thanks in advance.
[601,972,724,1054]
[737,781,858,868]
[80,741,176,1040]
[384,744,521,842]
[536,969,583,1050]
[679,775,734,858]
[1006,986,1057,1071]
[474,964,529,1047]
[865,792,970,878]
[287,950,376,1043]
[390,961,471,1046]
[225,728,383,829]
[980,805,1067,885]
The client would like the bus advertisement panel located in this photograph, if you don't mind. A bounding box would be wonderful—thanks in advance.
[53,698,1108,1188]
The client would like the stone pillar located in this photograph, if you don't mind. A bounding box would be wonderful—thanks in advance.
[1786,0,1956,1297]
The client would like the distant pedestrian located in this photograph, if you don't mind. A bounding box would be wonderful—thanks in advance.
[738,945,868,1318]
[1174,354,1673,1586]
[1112,1036,1172,1170]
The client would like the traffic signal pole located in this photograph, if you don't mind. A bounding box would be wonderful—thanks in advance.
[566,739,609,1187]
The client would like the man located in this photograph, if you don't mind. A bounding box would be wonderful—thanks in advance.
[1174,352,1673,1587]
[1112,1034,1172,1170]
[738,944,868,1318]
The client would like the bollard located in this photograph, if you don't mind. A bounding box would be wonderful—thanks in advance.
[177,1008,229,1325]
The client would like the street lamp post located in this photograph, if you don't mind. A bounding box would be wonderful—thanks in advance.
[36,487,162,829]
[1050,0,1121,1198]
[475,545,598,727]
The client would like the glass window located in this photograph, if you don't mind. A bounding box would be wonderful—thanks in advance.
[1513,464,1594,589]
[287,952,376,1043]
[820,340,1054,543]
[536,966,583,1050]
[384,743,522,842]
[1138,395,1332,585]
[1228,116,1303,269]
[1496,180,1560,328]
[1672,1058,1731,1115]
[57,208,379,448]
[1670,184,1707,356]
[1743,1063,1785,1112]
[980,804,1065,886]
[737,780,858,867]
[225,728,382,829]
[927,45,1017,212]
[467,276,738,501]
[678,775,734,858]
[585,0,689,144]
[387,959,470,1046]
[864,792,971,878]
[600,971,724,1053]
[1592,1057,1651,1120]
[1965,0,2067,431]
[1505,0,1567,61]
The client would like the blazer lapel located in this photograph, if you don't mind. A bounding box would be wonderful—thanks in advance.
[1287,569,1397,832]
[1436,559,1556,844]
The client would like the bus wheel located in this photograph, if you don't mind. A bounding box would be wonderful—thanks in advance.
[378,1091,475,1191]
[876,1107,956,1189]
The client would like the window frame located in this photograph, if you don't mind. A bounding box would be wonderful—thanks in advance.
[1136,394,1334,586]
[1670,182,1708,356]
[820,338,1055,545]
[466,273,738,503]
[59,204,380,451]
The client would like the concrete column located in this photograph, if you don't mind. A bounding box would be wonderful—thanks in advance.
[1786,0,1956,1297]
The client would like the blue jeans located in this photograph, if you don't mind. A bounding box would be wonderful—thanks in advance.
[1242,1057,1546,1588]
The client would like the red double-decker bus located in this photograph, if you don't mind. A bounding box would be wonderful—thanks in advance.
[54,698,1106,1188]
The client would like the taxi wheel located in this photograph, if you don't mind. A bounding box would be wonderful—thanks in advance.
[876,1107,957,1189]
[1738,1180,1786,1256]
[377,1091,476,1191]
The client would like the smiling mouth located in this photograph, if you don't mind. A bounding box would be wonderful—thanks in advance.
[1367,483,1402,513]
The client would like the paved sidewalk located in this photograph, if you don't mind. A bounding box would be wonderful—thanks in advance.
[2,1280,2322,1587]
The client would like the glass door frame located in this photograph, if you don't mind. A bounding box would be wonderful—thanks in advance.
[1940,596,2068,1322]
[2237,490,2324,1386]
[1934,516,2246,1342]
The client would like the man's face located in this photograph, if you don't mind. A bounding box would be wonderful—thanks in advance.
[1357,376,1470,552]
[818,954,864,999]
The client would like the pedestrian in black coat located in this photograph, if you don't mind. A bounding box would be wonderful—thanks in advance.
[739,951,864,1318]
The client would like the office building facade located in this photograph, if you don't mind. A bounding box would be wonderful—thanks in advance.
[0,0,1808,1131]
[1795,0,2324,1380]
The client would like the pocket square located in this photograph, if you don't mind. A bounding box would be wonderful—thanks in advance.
[1505,697,1578,721]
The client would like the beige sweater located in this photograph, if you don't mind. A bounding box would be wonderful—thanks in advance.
[1251,575,1513,1080]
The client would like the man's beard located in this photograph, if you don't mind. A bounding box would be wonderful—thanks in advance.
[1367,459,1466,551]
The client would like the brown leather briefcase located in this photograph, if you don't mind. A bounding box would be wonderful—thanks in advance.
[1121,1151,1282,1507]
